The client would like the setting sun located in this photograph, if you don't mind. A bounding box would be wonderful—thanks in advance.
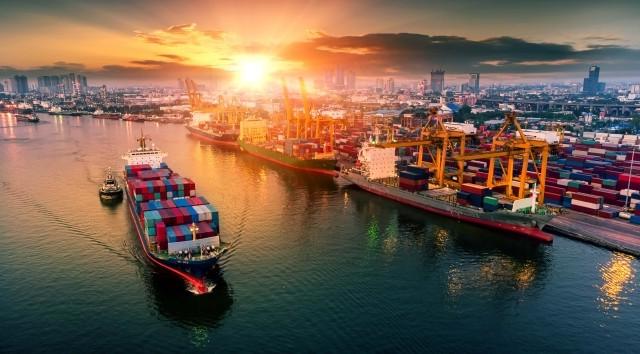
[235,56,271,87]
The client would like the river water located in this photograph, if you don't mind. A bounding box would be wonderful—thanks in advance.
[1,113,638,353]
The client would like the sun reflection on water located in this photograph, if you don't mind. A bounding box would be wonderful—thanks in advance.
[598,252,636,314]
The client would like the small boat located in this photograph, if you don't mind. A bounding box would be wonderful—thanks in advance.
[15,113,40,123]
[99,167,123,200]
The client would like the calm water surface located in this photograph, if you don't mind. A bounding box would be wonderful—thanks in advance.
[0,114,638,353]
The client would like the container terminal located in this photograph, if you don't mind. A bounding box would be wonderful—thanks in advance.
[178,77,639,254]
[2,77,639,255]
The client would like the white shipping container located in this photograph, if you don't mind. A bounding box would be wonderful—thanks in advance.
[572,150,588,157]
[571,199,601,210]
[583,132,596,138]
[619,212,632,220]
[619,189,640,197]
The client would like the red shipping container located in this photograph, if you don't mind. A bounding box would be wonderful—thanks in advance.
[461,183,489,195]
[178,207,193,224]
[156,222,167,250]
[546,185,566,195]
[578,184,594,193]
[571,192,604,204]
[571,204,599,215]
[544,192,563,202]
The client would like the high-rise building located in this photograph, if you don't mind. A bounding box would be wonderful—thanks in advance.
[3,79,15,93]
[375,78,384,93]
[384,78,395,93]
[334,65,345,90]
[430,70,445,94]
[78,75,88,94]
[583,65,605,94]
[324,70,333,90]
[629,84,640,94]
[177,78,185,90]
[417,79,429,95]
[346,70,356,90]
[14,75,29,94]
[0,82,4,92]
[100,85,108,100]
[468,73,480,94]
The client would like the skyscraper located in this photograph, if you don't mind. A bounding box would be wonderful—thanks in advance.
[583,65,605,94]
[385,78,395,93]
[375,78,384,93]
[14,75,29,94]
[468,73,480,94]
[3,79,15,93]
[324,70,334,90]
[334,65,345,90]
[346,70,356,90]
[430,69,445,94]
[417,79,428,95]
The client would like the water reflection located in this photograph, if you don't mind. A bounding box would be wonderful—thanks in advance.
[146,266,233,328]
[346,186,549,297]
[598,252,636,314]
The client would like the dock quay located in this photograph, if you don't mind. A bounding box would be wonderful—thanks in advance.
[545,210,640,257]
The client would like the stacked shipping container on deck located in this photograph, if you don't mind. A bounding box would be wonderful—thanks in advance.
[398,165,429,192]
[125,164,220,253]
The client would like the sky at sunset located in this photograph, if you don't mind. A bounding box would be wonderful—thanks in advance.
[1,0,639,86]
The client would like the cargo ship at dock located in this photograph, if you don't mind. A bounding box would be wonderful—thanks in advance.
[341,144,554,242]
[238,118,338,176]
[185,124,239,148]
[92,110,122,120]
[122,133,226,293]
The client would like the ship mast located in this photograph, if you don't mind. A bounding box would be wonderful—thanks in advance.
[137,129,149,150]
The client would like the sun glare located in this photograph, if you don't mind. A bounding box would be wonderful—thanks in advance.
[235,56,271,87]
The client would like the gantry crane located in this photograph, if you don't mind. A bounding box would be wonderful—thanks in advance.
[452,112,549,205]
[281,78,294,139]
[373,106,472,187]
[299,77,313,139]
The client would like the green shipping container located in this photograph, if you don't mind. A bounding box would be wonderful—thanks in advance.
[483,196,499,206]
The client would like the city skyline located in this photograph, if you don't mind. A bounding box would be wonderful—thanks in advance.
[1,0,639,86]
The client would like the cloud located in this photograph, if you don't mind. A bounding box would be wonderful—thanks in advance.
[0,60,230,86]
[582,36,622,42]
[158,54,187,61]
[165,23,196,34]
[279,32,640,77]
[134,23,226,46]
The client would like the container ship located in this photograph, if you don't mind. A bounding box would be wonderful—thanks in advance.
[238,118,338,176]
[185,123,239,147]
[185,111,240,147]
[341,144,555,242]
[15,113,40,123]
[92,110,122,120]
[122,133,226,293]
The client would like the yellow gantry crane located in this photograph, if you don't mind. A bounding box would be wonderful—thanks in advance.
[452,112,549,205]
[280,76,338,148]
[299,77,312,139]
[373,106,470,187]
[281,78,294,139]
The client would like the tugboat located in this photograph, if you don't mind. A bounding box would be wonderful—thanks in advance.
[15,113,40,123]
[99,167,123,200]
